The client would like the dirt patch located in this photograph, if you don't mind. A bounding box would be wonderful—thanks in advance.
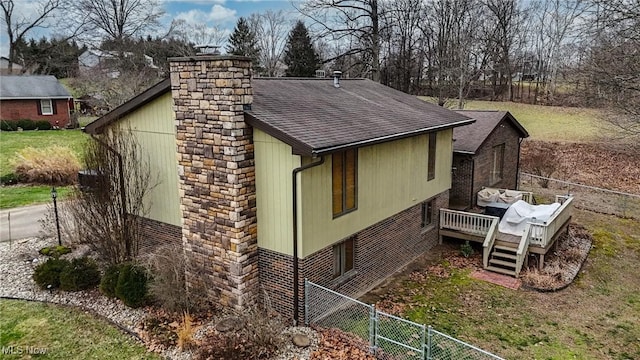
[520,224,593,291]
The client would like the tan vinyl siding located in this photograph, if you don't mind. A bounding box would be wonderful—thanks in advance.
[115,92,181,226]
[299,130,453,257]
[254,129,300,255]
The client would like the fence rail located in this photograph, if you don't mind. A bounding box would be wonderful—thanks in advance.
[519,172,640,219]
[305,279,504,360]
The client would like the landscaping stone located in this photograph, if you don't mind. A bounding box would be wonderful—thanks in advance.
[215,318,237,332]
[292,333,311,348]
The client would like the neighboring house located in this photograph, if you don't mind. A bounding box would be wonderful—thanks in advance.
[78,49,158,78]
[449,110,529,209]
[0,75,72,127]
[0,57,23,75]
[84,55,474,321]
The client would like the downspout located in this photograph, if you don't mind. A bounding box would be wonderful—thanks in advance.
[516,138,523,190]
[292,156,325,326]
[88,132,129,258]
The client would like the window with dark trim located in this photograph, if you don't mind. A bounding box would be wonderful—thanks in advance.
[332,149,357,217]
[421,200,434,228]
[39,99,53,115]
[427,132,437,181]
[333,238,354,279]
[491,143,505,184]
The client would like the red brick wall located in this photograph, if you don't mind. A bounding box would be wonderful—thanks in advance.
[258,191,449,319]
[0,99,70,127]
[138,217,182,254]
[450,154,474,208]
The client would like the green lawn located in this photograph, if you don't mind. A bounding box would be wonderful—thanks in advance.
[0,129,87,209]
[0,299,159,359]
[419,98,616,143]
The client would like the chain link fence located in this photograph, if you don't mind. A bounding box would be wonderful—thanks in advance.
[305,279,503,360]
[519,172,640,220]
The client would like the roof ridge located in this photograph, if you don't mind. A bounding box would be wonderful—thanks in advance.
[454,109,503,112]
[252,77,367,81]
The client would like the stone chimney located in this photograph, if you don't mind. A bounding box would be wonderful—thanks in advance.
[169,55,257,309]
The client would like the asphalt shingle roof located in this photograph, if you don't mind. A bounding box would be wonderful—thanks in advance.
[0,75,71,99]
[452,110,529,154]
[247,78,473,155]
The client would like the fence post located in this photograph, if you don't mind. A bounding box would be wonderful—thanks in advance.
[304,278,309,326]
[369,303,376,354]
[427,326,432,360]
[420,324,426,360]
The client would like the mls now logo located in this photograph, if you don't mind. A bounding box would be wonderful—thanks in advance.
[1,346,47,355]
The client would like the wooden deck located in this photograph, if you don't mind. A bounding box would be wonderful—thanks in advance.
[439,195,574,277]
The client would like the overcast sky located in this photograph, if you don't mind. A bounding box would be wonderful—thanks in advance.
[0,0,298,58]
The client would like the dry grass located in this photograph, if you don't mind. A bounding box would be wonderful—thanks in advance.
[11,146,80,185]
[176,312,196,351]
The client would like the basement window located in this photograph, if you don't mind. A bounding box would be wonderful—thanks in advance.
[421,200,434,228]
[40,99,53,115]
[333,237,354,279]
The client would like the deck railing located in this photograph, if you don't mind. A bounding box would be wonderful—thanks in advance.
[515,225,532,277]
[440,209,498,236]
[482,218,499,268]
[527,196,574,247]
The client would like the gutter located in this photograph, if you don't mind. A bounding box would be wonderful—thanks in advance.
[291,156,325,325]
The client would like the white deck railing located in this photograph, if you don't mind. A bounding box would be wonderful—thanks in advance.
[482,218,499,268]
[440,209,499,236]
[515,225,532,277]
[527,196,574,247]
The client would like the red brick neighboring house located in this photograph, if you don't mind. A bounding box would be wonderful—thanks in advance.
[450,110,529,209]
[0,75,72,127]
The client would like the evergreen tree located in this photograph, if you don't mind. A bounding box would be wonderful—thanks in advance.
[284,21,321,77]
[226,17,261,71]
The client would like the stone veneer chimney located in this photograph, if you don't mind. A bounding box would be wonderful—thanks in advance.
[168,55,257,309]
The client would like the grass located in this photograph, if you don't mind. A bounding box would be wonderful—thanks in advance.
[0,129,87,209]
[419,97,616,143]
[0,299,159,359]
[365,209,640,359]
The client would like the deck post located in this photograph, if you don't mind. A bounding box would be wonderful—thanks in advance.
[538,254,545,270]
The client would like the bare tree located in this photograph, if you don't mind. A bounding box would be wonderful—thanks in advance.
[76,0,164,42]
[1,0,64,71]
[67,130,157,264]
[249,10,290,77]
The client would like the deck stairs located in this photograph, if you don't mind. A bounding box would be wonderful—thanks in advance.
[486,244,518,277]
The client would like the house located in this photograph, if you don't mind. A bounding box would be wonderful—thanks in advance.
[78,49,158,78]
[449,110,529,209]
[84,55,474,321]
[0,75,72,127]
[0,57,23,75]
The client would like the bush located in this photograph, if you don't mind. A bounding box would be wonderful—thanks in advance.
[11,146,81,185]
[0,173,19,185]
[39,245,72,258]
[35,120,53,130]
[460,241,474,258]
[145,244,189,312]
[115,264,148,308]
[100,264,121,298]
[0,120,17,131]
[16,119,36,130]
[33,258,70,289]
[59,257,101,291]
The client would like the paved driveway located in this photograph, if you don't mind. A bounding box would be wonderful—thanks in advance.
[0,204,49,242]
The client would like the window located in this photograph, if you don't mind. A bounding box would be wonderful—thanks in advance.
[40,99,53,115]
[421,200,434,228]
[427,132,437,181]
[333,238,354,279]
[491,144,505,184]
[332,149,357,217]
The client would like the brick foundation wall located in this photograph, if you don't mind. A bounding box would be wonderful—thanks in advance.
[138,217,182,254]
[259,191,449,319]
[0,99,70,127]
[170,55,258,310]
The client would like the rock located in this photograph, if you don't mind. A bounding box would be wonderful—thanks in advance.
[215,318,236,332]
[292,333,310,348]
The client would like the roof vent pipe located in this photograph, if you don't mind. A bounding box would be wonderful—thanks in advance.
[333,71,342,88]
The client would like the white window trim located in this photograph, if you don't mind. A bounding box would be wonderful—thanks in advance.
[40,99,53,115]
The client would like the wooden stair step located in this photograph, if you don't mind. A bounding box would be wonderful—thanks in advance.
[494,245,517,252]
[489,259,517,268]
[485,266,516,276]
[492,252,517,260]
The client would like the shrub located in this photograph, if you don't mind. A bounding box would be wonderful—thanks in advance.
[145,244,189,312]
[100,264,121,298]
[0,173,19,185]
[11,146,81,185]
[460,241,474,258]
[33,258,70,289]
[35,120,53,130]
[115,264,148,308]
[16,119,36,130]
[39,245,72,258]
[0,120,17,131]
[176,312,196,351]
[59,257,101,291]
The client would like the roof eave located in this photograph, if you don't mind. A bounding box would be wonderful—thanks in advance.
[84,78,171,135]
[0,96,71,100]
